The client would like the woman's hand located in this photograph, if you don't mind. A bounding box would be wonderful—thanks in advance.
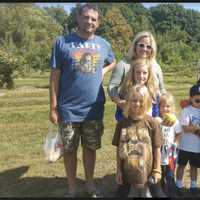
[112,96,126,109]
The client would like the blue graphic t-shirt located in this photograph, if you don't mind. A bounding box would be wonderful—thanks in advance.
[50,33,115,122]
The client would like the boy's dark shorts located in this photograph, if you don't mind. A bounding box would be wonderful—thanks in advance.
[59,120,104,152]
[177,149,200,168]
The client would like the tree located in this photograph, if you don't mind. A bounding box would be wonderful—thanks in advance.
[0,4,63,75]
[119,3,154,34]
[0,48,18,88]
[100,7,133,60]
[44,5,69,34]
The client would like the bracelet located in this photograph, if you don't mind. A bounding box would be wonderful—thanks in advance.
[152,169,162,175]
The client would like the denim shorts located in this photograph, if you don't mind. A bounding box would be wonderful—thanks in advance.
[59,120,104,152]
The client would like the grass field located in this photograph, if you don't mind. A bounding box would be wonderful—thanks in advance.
[0,71,199,197]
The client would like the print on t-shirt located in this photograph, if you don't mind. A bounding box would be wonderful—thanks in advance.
[161,126,171,156]
[190,115,200,126]
[70,42,101,74]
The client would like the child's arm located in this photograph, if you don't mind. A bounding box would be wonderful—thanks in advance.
[182,125,200,136]
[174,120,183,145]
[151,147,162,183]
[179,108,200,136]
[175,134,181,145]
[116,146,123,185]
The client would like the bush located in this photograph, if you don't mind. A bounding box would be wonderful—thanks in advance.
[0,49,18,89]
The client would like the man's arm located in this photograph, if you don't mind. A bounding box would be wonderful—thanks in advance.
[102,60,116,79]
[49,69,61,124]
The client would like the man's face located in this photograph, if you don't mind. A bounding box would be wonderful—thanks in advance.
[77,8,99,36]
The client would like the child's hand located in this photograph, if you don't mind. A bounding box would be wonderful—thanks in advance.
[195,127,200,136]
[155,117,162,124]
[162,113,176,127]
[161,119,174,127]
[151,169,162,184]
[116,170,123,185]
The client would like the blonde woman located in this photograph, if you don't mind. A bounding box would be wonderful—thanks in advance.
[108,31,166,114]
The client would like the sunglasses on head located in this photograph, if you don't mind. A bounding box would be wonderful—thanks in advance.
[137,43,152,50]
[194,99,200,104]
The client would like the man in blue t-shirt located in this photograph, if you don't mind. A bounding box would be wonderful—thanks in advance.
[49,3,116,198]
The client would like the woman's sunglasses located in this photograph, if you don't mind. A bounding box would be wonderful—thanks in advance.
[137,43,152,50]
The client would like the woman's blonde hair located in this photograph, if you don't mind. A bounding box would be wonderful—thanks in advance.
[160,92,176,113]
[123,85,152,118]
[126,31,157,63]
[120,58,158,101]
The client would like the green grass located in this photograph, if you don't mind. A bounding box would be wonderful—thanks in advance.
[0,71,199,197]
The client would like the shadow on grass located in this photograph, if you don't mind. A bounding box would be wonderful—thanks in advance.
[1,166,199,198]
[35,85,49,89]
[166,79,194,85]
[0,166,117,197]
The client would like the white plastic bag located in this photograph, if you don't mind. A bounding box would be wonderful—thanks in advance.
[44,122,64,163]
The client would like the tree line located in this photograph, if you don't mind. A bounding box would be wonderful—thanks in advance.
[0,3,199,88]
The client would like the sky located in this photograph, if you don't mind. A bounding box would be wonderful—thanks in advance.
[36,3,200,14]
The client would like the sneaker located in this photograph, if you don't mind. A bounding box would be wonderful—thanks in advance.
[175,186,184,197]
[189,188,199,196]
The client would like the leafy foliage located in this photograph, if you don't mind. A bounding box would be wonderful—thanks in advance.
[43,5,69,34]
[0,3,200,88]
[0,48,18,88]
[0,3,63,88]
[99,7,133,60]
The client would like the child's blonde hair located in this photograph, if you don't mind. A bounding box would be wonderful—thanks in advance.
[160,92,176,113]
[120,58,158,101]
[123,85,152,118]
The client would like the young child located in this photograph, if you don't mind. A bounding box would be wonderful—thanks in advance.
[157,93,182,196]
[180,79,200,108]
[175,83,200,196]
[112,85,162,197]
[115,58,159,121]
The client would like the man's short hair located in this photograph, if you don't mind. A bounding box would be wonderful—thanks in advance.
[77,3,101,19]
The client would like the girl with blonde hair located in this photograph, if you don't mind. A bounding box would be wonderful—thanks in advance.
[115,57,159,121]
[112,85,162,197]
[121,58,158,101]
[157,92,182,197]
